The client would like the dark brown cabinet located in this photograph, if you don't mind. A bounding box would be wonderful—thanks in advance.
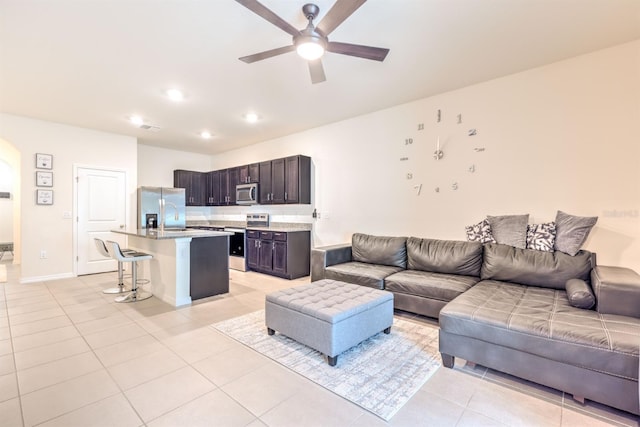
[238,163,260,184]
[284,155,310,204]
[174,155,310,207]
[204,171,221,206]
[246,229,310,279]
[174,170,205,206]
[258,155,310,205]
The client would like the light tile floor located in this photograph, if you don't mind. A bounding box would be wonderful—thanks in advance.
[0,261,637,427]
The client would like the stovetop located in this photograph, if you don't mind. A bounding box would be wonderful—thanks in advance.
[246,213,269,228]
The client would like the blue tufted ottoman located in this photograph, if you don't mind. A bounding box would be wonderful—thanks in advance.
[265,279,394,366]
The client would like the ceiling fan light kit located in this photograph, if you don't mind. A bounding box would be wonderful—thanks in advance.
[235,0,389,84]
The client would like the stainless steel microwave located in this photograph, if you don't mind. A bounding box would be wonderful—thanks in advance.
[236,183,258,205]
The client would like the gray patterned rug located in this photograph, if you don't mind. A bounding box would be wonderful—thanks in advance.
[213,310,441,420]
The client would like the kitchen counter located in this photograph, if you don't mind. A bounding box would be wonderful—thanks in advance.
[112,228,230,306]
[187,221,312,232]
[114,228,232,239]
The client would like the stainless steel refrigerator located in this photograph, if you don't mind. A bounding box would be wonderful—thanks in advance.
[137,187,186,229]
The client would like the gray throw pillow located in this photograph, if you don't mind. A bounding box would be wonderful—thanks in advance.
[566,278,595,309]
[554,210,598,256]
[486,214,529,249]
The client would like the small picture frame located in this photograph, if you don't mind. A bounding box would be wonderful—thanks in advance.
[36,189,53,205]
[36,171,53,187]
[35,153,53,169]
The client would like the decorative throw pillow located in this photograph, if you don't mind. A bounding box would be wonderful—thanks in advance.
[554,210,598,256]
[526,222,556,252]
[465,219,496,244]
[566,278,596,309]
[486,214,529,249]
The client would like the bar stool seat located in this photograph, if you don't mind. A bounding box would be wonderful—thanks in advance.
[106,240,153,303]
[94,238,135,294]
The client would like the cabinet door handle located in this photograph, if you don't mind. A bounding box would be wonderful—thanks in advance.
[284,192,287,201]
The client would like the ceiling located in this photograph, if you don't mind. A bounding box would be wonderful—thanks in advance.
[1,0,639,155]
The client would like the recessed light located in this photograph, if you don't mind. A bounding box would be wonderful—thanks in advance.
[244,112,259,123]
[166,88,184,102]
[200,131,212,139]
[129,115,144,126]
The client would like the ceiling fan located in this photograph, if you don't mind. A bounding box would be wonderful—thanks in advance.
[235,0,390,84]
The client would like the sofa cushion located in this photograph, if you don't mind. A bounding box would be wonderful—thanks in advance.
[385,270,479,302]
[407,237,483,277]
[481,243,592,289]
[439,280,639,381]
[554,210,598,256]
[565,279,595,309]
[325,262,403,290]
[487,214,529,249]
[352,233,407,268]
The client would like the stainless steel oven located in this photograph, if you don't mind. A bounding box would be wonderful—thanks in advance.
[225,227,246,271]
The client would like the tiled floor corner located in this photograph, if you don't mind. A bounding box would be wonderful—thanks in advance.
[0,261,637,427]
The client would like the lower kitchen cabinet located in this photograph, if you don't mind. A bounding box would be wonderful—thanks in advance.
[246,230,310,279]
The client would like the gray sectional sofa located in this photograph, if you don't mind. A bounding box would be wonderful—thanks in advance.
[310,233,640,415]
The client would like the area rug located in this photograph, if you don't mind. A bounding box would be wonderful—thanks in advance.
[213,310,441,420]
[0,265,6,283]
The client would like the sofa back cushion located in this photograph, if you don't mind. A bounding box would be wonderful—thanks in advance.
[352,233,407,268]
[481,243,593,289]
[407,237,483,276]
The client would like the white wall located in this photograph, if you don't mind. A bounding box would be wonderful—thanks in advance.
[204,41,640,271]
[0,159,14,244]
[137,144,213,187]
[0,114,138,281]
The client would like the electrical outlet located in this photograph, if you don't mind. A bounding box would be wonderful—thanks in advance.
[40,250,47,259]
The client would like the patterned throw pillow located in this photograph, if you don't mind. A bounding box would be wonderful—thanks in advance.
[465,219,496,244]
[526,222,556,252]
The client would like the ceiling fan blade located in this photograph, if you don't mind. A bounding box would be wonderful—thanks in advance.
[327,41,389,61]
[235,0,300,37]
[316,0,367,36]
[239,45,295,63]
[308,59,326,84]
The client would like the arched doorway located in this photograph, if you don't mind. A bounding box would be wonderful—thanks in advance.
[0,138,21,265]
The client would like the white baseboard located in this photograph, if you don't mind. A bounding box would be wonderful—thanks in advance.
[20,272,75,284]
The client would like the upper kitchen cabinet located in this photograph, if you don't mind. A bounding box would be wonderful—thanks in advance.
[204,171,221,206]
[284,155,310,204]
[173,170,205,206]
[259,155,310,204]
[238,163,260,184]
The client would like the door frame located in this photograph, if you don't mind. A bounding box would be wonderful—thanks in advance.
[72,164,129,276]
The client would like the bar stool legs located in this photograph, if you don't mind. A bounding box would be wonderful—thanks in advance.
[106,240,153,304]
[94,238,131,294]
[114,260,152,303]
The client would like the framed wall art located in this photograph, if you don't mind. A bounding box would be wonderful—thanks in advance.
[36,189,54,205]
[36,171,53,187]
[35,153,53,169]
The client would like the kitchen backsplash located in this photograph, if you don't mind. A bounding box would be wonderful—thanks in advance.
[186,205,314,224]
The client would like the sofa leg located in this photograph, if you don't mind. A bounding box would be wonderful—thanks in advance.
[383,327,391,334]
[267,328,275,336]
[327,355,338,366]
[571,395,585,405]
[441,353,455,368]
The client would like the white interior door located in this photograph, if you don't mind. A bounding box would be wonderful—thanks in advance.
[76,167,127,275]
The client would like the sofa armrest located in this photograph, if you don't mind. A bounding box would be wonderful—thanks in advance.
[591,266,640,318]
[311,243,352,282]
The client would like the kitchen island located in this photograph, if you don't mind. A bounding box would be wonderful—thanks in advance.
[112,228,231,307]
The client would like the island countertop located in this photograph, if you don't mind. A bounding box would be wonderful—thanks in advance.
[112,228,232,240]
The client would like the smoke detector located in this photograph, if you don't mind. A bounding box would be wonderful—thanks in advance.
[139,124,161,132]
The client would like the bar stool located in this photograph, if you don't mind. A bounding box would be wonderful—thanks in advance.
[106,240,153,303]
[94,238,134,294]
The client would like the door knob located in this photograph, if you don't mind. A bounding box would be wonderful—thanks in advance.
[119,224,125,229]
